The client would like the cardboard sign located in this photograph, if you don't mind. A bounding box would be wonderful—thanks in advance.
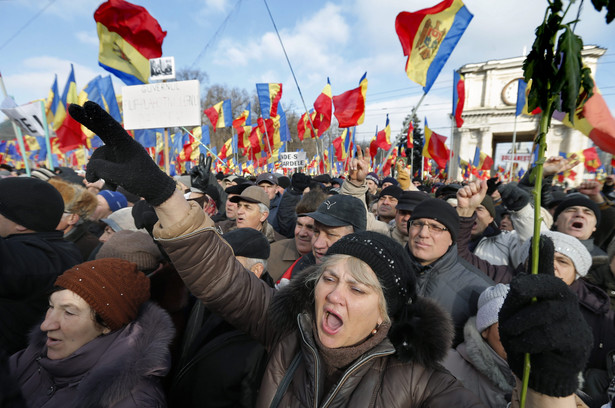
[122,80,201,129]
[280,151,307,168]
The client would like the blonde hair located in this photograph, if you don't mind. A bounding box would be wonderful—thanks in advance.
[48,178,98,220]
[313,254,390,324]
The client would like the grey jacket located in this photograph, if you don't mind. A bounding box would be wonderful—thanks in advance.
[443,317,515,408]
[408,244,494,346]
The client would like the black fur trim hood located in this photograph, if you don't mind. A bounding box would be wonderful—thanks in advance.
[269,267,454,368]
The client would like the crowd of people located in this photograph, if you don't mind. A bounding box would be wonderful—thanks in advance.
[1,100,615,407]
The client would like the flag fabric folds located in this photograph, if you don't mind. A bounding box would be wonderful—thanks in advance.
[56,65,85,152]
[45,75,61,130]
[423,119,449,168]
[376,114,391,150]
[204,100,232,131]
[312,78,332,137]
[395,0,473,93]
[94,0,166,85]
[333,72,368,128]
[407,121,414,148]
[552,82,615,155]
[256,83,283,119]
[581,147,602,172]
[452,70,465,127]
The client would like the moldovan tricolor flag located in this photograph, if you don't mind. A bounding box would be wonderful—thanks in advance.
[395,0,473,93]
[256,83,283,119]
[94,0,166,85]
[312,78,333,137]
[332,73,368,128]
[423,119,449,168]
[204,100,232,131]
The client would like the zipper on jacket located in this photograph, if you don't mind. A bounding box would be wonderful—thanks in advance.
[297,315,320,408]
[320,349,395,408]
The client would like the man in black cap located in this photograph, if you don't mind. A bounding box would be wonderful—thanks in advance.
[170,227,272,407]
[376,185,403,224]
[277,194,366,282]
[214,182,251,233]
[407,198,493,346]
[389,190,430,245]
[0,177,82,354]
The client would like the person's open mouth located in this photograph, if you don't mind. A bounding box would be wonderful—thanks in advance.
[322,309,343,335]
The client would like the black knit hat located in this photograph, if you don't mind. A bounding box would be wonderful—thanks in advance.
[553,194,601,225]
[327,231,416,319]
[378,185,403,200]
[409,198,459,242]
[0,177,64,232]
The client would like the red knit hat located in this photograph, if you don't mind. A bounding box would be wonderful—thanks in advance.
[55,259,150,331]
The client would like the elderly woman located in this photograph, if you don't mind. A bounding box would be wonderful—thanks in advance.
[69,101,590,408]
[9,258,174,407]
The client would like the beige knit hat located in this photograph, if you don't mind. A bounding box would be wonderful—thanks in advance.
[96,230,162,272]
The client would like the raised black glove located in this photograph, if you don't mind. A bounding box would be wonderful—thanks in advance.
[291,172,311,193]
[69,102,176,206]
[499,235,593,397]
[132,200,159,236]
[189,153,212,193]
[497,182,530,211]
[486,177,501,196]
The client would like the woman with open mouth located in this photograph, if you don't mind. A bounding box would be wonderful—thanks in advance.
[9,258,174,407]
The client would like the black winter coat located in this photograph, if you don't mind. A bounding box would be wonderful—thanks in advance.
[0,231,81,354]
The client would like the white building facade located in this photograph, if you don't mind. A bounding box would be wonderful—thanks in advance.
[450,45,606,184]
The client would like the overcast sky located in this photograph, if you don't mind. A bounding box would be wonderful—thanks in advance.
[1,0,614,145]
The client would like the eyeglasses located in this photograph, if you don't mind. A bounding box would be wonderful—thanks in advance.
[409,220,448,234]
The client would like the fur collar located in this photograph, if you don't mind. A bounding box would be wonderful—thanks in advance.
[269,267,454,368]
[460,317,515,394]
[30,302,174,407]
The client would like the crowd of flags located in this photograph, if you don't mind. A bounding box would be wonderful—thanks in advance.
[1,0,614,180]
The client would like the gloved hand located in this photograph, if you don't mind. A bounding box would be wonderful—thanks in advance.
[486,177,501,196]
[189,153,212,193]
[69,102,176,206]
[396,161,411,190]
[291,172,311,194]
[132,200,159,236]
[497,182,530,211]
[499,235,593,397]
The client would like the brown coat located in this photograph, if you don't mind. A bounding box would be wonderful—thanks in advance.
[268,238,301,282]
[154,202,485,407]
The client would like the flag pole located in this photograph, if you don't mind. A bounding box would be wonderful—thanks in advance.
[448,114,455,182]
[383,92,427,166]
[163,128,170,175]
[180,126,225,165]
[509,116,519,183]
[39,100,54,170]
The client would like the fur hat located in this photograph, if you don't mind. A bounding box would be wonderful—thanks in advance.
[409,198,459,242]
[0,177,64,232]
[476,284,509,332]
[55,259,150,331]
[48,177,97,220]
[96,230,162,272]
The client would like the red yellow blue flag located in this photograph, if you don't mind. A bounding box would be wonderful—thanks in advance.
[256,83,283,119]
[204,99,232,131]
[332,72,368,128]
[395,0,473,93]
[94,0,166,85]
[45,75,61,129]
[376,114,391,150]
[423,119,449,168]
[312,78,332,137]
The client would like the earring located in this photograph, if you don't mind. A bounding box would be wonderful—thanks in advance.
[371,323,380,335]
